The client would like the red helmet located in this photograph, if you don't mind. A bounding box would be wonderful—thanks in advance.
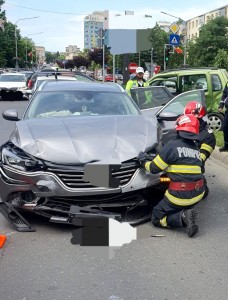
[184,101,206,118]
[175,114,199,140]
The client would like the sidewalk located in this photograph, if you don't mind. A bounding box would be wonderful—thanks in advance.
[210,146,228,165]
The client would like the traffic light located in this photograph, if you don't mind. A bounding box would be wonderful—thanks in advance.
[97,48,103,60]
[165,45,173,61]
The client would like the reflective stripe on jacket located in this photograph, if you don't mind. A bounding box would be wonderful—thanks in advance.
[125,78,149,95]
[144,134,205,206]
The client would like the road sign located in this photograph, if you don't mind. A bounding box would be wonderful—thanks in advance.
[154,66,161,74]
[169,22,180,34]
[169,34,180,46]
[128,62,138,74]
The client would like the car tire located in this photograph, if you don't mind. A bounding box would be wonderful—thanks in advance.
[208,112,224,131]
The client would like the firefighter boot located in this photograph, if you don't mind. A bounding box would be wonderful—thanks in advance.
[181,209,198,237]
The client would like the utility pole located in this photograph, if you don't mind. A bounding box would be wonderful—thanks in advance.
[164,45,166,71]
[150,47,153,78]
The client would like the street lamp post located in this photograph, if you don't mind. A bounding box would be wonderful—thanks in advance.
[25,32,43,69]
[15,16,40,71]
[161,11,187,65]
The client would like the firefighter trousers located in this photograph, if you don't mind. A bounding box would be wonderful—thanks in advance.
[151,197,195,228]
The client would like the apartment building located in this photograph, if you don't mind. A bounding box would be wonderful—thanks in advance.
[35,46,45,65]
[65,45,80,60]
[186,5,228,40]
[84,10,109,49]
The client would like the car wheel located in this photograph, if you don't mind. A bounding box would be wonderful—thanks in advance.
[208,113,224,131]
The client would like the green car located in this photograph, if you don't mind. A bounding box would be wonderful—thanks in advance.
[149,67,228,131]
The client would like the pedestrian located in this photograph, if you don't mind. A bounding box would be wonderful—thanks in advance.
[218,82,228,151]
[138,114,205,237]
[125,67,149,95]
[184,101,216,197]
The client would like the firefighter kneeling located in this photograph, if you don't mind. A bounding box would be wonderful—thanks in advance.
[138,114,205,237]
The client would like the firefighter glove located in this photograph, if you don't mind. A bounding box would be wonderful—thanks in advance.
[138,151,149,167]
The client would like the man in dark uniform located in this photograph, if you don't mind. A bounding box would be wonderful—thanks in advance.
[184,101,216,198]
[138,114,205,237]
[218,82,228,151]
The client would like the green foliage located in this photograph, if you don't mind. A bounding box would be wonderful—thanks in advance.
[214,49,228,69]
[214,130,223,147]
[187,16,228,68]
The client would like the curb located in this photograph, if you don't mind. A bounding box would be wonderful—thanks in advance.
[210,146,228,165]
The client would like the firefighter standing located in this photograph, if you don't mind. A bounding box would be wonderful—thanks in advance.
[138,114,205,237]
[218,82,228,151]
[184,101,216,197]
[125,67,149,96]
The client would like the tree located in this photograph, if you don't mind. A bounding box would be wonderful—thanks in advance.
[214,49,228,69]
[187,16,228,67]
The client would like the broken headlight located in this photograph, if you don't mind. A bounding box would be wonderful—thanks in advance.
[1,145,44,171]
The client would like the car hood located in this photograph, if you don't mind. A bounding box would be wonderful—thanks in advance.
[10,115,158,164]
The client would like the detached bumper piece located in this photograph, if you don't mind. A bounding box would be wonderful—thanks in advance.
[0,202,35,232]
[34,204,122,225]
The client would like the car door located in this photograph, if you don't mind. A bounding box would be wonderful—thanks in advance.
[130,86,174,115]
[155,89,207,145]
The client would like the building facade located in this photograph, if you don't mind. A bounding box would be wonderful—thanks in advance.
[186,5,228,40]
[84,10,109,49]
[65,45,80,59]
[35,46,45,65]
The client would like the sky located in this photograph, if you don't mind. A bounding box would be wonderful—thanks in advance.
[2,0,228,52]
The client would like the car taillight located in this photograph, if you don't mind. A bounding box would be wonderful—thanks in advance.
[27,79,33,89]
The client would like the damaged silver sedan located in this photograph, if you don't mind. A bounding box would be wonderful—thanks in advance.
[0,81,167,231]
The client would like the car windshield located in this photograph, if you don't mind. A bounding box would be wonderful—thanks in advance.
[0,75,26,82]
[25,90,140,119]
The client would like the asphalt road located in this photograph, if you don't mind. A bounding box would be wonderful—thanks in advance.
[0,100,228,300]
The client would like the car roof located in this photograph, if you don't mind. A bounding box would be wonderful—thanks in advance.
[30,70,95,81]
[154,67,226,76]
[0,72,26,76]
[36,75,77,80]
[37,81,125,92]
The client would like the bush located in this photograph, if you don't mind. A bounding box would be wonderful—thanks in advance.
[214,131,223,147]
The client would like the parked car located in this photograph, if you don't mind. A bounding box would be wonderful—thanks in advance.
[149,67,228,131]
[0,73,27,100]
[27,70,95,90]
[116,73,123,81]
[20,75,78,99]
[105,74,118,83]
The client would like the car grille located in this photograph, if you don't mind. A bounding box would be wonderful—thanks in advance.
[45,158,140,188]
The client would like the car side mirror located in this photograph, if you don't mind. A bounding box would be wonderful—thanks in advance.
[2,109,20,121]
[157,111,179,121]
